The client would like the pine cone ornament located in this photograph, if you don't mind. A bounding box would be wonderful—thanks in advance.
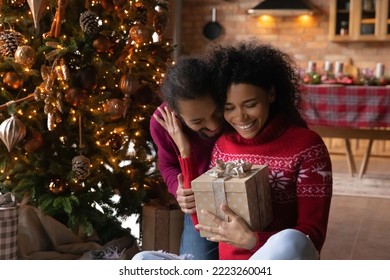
[0,115,27,152]
[79,10,100,37]
[0,30,27,57]
[72,155,90,180]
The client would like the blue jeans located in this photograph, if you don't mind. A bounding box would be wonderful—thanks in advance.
[180,214,219,260]
[249,229,319,260]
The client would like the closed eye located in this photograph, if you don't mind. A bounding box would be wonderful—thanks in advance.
[224,105,234,111]
[244,102,257,108]
[189,120,202,125]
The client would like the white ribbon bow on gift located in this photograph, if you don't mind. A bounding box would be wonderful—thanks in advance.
[206,159,253,178]
[0,192,16,208]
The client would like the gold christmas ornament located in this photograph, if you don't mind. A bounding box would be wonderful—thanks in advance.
[27,0,49,30]
[49,178,68,194]
[119,71,140,95]
[72,154,90,180]
[2,71,24,91]
[0,115,27,152]
[102,98,125,120]
[129,23,153,44]
[14,45,36,68]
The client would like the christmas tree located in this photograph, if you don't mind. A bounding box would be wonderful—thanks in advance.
[0,0,173,243]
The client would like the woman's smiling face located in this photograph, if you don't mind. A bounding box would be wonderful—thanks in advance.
[224,83,275,139]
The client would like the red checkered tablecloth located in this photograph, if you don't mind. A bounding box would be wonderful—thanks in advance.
[303,85,390,128]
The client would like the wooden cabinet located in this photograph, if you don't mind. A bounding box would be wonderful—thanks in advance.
[329,0,390,41]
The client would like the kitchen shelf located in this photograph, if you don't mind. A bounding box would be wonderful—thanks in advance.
[329,0,390,41]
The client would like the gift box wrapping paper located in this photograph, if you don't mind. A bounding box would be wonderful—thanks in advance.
[0,206,19,259]
[191,165,273,238]
[141,204,184,254]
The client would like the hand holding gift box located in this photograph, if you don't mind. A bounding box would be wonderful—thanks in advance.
[191,160,273,238]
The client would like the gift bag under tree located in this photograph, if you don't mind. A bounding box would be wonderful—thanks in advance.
[0,193,18,260]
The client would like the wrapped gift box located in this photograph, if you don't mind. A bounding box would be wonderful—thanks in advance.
[141,203,184,254]
[0,206,19,260]
[191,164,273,238]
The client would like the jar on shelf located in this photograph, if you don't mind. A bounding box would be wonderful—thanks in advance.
[363,0,374,11]
[340,21,348,35]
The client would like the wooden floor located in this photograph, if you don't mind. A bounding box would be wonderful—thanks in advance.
[320,138,390,260]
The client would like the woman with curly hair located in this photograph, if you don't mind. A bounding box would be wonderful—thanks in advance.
[190,40,333,260]
[134,40,332,260]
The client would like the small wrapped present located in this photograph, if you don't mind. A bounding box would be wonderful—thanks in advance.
[141,202,184,254]
[0,192,18,260]
[191,160,273,238]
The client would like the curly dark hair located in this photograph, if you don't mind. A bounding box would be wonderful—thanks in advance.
[159,56,223,113]
[205,39,307,128]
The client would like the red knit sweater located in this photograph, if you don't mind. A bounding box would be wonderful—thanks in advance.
[180,115,332,260]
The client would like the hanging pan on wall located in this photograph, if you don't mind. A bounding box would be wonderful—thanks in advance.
[203,8,222,40]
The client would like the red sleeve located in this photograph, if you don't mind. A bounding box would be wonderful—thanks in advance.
[178,156,200,226]
[293,143,332,252]
[178,156,200,188]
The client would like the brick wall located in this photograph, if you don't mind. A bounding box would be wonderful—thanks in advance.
[173,0,390,76]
